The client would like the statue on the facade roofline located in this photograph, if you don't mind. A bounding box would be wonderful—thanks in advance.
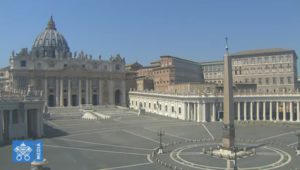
[89,55,92,60]
[12,50,15,57]
[27,84,34,96]
[98,55,101,60]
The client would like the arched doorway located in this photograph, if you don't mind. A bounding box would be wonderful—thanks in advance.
[114,90,121,105]
[48,95,55,107]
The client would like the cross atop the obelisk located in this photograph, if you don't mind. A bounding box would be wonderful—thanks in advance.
[222,37,235,149]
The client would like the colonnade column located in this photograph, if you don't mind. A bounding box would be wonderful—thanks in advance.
[263,102,266,121]
[187,103,190,120]
[44,79,47,106]
[68,79,71,106]
[60,79,63,106]
[244,102,247,120]
[283,102,286,121]
[276,102,279,121]
[183,103,187,120]
[270,102,273,121]
[250,102,253,121]
[289,102,293,121]
[237,102,241,121]
[197,102,201,122]
[194,103,197,121]
[55,79,59,106]
[78,79,81,106]
[256,102,260,120]
[212,103,215,122]
[297,102,300,122]
[85,79,89,104]
[202,102,206,122]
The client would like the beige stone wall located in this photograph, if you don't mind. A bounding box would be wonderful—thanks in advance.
[201,50,298,93]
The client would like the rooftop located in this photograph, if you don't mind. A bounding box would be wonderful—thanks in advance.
[230,48,294,56]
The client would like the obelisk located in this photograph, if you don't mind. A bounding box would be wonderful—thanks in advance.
[222,37,235,149]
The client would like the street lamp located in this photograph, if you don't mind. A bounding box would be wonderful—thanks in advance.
[157,128,165,154]
[232,146,238,170]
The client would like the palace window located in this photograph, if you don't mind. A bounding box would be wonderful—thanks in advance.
[165,105,168,111]
[258,78,262,84]
[172,106,174,112]
[178,107,181,114]
[287,77,292,84]
[273,77,276,84]
[265,78,269,84]
[280,77,284,84]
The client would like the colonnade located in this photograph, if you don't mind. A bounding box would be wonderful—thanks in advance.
[129,91,300,123]
[235,101,300,122]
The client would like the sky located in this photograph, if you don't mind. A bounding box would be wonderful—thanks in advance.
[0,0,299,70]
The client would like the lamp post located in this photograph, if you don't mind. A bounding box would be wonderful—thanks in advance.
[232,146,238,170]
[157,128,165,154]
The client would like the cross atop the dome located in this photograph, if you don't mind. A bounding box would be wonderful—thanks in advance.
[46,16,56,30]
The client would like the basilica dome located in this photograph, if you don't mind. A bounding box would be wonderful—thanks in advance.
[31,16,70,58]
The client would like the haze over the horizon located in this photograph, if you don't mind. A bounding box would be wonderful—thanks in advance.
[0,0,299,72]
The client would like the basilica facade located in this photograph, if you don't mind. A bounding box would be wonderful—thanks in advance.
[4,17,127,107]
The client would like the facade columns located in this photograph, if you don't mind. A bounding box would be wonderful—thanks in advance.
[55,79,59,106]
[244,102,247,120]
[121,80,126,106]
[89,79,93,105]
[85,79,89,104]
[108,80,114,105]
[98,80,102,105]
[270,102,273,121]
[44,79,47,105]
[237,102,241,121]
[67,79,71,106]
[60,79,63,106]
[283,102,286,121]
[297,102,300,122]
[78,79,82,106]
[289,102,293,121]
[276,102,279,121]
[250,102,253,121]
[263,102,266,121]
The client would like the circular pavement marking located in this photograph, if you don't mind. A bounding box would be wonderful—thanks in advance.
[165,143,292,170]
